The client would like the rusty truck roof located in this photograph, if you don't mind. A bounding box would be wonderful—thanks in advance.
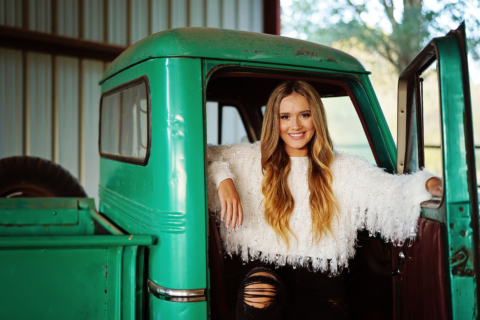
[101,27,368,83]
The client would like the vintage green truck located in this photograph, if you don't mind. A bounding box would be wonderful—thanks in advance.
[0,23,478,319]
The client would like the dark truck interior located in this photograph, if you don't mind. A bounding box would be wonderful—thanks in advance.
[205,69,394,320]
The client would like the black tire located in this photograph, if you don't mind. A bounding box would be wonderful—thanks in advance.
[0,156,87,198]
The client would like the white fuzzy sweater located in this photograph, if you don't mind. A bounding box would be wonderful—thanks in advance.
[207,143,434,274]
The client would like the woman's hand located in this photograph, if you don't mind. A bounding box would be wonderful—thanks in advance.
[426,177,443,198]
[218,179,243,230]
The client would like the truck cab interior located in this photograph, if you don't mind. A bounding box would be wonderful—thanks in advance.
[205,68,394,320]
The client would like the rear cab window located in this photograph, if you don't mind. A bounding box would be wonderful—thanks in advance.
[99,76,150,165]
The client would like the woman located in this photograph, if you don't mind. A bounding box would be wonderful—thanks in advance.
[207,80,442,319]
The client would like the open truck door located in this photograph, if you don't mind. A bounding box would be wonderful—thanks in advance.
[395,22,479,319]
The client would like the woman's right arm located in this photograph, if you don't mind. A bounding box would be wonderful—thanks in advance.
[207,145,245,230]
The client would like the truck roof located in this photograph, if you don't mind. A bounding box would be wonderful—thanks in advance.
[101,27,368,83]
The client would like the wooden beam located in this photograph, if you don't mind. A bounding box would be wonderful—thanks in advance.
[0,25,126,61]
[263,0,281,35]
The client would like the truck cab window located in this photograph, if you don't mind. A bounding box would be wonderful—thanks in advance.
[323,96,375,164]
[206,102,248,145]
[100,77,150,165]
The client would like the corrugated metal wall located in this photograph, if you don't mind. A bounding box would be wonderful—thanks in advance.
[0,0,264,201]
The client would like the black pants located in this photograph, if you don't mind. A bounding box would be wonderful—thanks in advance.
[235,262,351,320]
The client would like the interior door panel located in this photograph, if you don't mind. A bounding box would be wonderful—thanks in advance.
[398,218,449,320]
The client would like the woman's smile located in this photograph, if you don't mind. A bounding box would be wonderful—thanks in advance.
[279,93,316,157]
[288,132,306,139]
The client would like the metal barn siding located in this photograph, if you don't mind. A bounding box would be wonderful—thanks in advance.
[28,0,52,32]
[222,0,236,29]
[106,0,127,46]
[237,0,251,31]
[252,0,262,33]
[83,0,104,42]
[0,0,23,27]
[26,52,53,160]
[0,0,265,199]
[171,0,187,29]
[129,0,149,44]
[150,0,169,33]
[55,56,79,177]
[56,0,79,37]
[206,0,221,28]
[80,60,103,199]
[190,0,204,27]
[0,48,23,158]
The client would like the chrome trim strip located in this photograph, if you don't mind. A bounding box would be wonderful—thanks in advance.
[147,279,206,302]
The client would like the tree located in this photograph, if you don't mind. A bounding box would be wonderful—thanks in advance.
[282,0,480,74]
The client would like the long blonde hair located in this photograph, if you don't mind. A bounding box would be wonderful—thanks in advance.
[261,80,338,246]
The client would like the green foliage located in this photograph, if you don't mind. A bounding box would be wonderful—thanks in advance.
[282,0,480,73]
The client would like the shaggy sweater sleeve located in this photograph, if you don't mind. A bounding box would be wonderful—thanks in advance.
[333,152,436,246]
[206,146,236,189]
[206,143,262,215]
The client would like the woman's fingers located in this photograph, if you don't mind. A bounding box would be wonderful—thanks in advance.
[220,198,226,222]
[217,179,243,230]
[426,177,443,197]
[225,201,232,228]
[224,200,243,230]
[230,201,238,229]
[238,204,244,227]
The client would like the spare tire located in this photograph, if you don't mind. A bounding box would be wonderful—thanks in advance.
[0,156,87,198]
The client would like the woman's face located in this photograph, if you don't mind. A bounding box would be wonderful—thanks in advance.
[278,93,316,157]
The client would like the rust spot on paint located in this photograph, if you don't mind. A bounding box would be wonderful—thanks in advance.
[450,247,474,276]
[253,49,265,54]
[295,49,318,58]
[242,50,250,53]
[327,57,338,63]
[105,289,107,294]
[129,235,133,240]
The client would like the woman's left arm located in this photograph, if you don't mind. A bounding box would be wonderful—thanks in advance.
[336,153,440,245]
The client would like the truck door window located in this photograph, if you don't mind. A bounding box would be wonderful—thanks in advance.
[206,102,248,145]
[421,65,443,178]
[99,76,150,165]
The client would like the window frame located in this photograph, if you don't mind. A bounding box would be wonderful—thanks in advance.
[99,75,151,166]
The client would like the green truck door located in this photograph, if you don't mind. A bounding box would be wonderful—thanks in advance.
[395,23,479,319]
